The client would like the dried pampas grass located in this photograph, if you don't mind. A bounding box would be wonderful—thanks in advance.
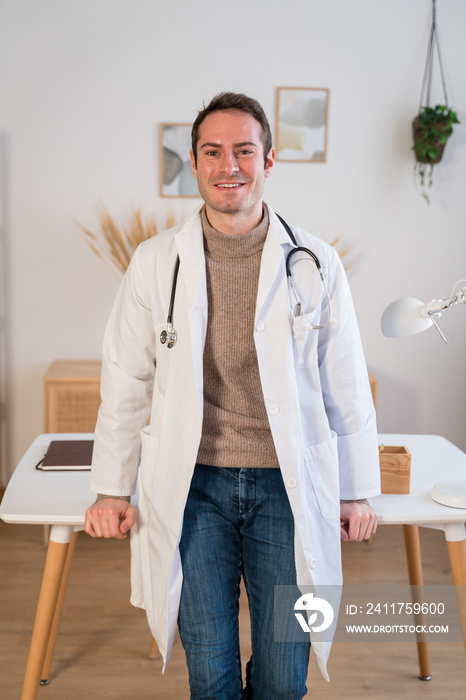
[330,236,354,271]
[79,206,354,275]
[79,207,175,274]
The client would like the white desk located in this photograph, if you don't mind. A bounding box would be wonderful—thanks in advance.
[0,434,95,700]
[373,434,466,537]
[373,434,466,606]
[373,434,466,680]
[1,433,95,528]
[2,433,466,699]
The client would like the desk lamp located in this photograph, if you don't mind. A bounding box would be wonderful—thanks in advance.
[381,279,466,508]
[381,279,466,345]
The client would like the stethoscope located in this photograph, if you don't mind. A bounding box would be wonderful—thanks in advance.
[160,214,334,349]
[277,214,335,331]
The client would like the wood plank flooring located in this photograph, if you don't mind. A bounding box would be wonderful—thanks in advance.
[1,518,465,699]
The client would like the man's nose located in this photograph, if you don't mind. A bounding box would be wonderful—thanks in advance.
[219,152,239,174]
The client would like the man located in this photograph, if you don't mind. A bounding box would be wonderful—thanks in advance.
[85,92,380,699]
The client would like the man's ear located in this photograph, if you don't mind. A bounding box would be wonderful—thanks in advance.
[264,148,276,178]
[190,149,198,178]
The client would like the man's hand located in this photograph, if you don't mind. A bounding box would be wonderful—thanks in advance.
[339,502,377,542]
[84,499,137,540]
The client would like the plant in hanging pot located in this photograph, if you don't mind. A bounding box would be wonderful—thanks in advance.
[412,104,459,203]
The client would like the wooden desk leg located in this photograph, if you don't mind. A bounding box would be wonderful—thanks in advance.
[21,529,71,700]
[40,530,78,684]
[446,536,466,654]
[403,525,431,680]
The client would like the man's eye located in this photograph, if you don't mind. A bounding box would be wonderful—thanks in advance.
[206,151,218,156]
[238,150,252,155]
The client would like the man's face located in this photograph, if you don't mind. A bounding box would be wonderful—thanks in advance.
[190,110,275,228]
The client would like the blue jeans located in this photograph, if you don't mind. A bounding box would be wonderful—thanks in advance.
[178,464,310,700]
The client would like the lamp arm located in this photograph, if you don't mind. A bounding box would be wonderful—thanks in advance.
[420,282,466,344]
[421,282,466,317]
[421,299,447,317]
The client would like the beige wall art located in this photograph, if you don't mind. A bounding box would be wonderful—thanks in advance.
[276,87,329,162]
[160,123,199,197]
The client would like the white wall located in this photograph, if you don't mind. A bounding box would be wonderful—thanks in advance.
[1,0,465,483]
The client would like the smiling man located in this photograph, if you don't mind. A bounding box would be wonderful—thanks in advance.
[85,92,380,699]
[190,106,274,233]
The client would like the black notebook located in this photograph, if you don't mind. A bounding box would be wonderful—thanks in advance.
[36,440,94,471]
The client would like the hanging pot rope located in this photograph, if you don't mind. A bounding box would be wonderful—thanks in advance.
[419,0,449,111]
[412,0,459,203]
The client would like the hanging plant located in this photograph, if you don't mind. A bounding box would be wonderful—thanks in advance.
[412,0,459,203]
[413,105,459,202]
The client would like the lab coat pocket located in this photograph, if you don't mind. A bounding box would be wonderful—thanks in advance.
[292,312,320,367]
[303,433,340,522]
[139,426,160,496]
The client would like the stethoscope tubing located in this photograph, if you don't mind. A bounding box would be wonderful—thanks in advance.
[167,255,180,325]
[276,214,322,275]
[161,213,333,348]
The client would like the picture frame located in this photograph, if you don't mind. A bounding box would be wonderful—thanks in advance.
[275,87,329,162]
[160,123,199,197]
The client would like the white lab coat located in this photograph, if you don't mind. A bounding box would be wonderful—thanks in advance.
[90,203,380,680]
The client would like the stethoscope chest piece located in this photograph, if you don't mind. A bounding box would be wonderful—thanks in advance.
[160,325,178,349]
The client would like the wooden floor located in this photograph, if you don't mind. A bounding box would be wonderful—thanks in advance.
[1,518,465,699]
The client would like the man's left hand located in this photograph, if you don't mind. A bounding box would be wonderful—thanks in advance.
[339,502,378,542]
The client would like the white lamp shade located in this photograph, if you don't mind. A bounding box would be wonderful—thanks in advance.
[381,297,433,338]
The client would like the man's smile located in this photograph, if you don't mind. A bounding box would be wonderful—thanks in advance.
[212,181,247,189]
[215,183,244,188]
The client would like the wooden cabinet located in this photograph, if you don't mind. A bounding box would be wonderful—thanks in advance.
[43,360,102,433]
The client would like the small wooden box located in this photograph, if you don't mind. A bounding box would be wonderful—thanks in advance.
[379,445,411,494]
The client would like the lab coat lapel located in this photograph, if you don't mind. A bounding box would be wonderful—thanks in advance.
[174,209,207,312]
[256,205,292,316]
[174,209,207,403]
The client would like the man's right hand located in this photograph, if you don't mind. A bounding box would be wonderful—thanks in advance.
[84,499,137,540]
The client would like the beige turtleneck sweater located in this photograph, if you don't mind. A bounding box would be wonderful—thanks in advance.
[196,206,279,469]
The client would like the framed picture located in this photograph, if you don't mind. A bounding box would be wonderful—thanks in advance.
[275,87,329,162]
[160,123,199,197]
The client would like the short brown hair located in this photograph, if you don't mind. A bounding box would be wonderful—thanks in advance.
[191,92,273,167]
